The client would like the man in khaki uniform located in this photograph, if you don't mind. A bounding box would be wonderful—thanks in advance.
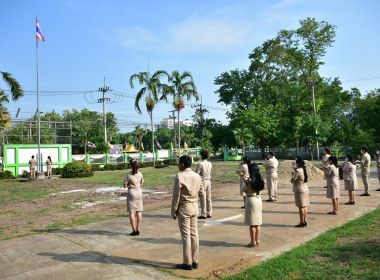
[262,151,279,202]
[171,155,203,270]
[28,155,37,180]
[356,145,371,196]
[196,150,212,219]
[375,147,380,191]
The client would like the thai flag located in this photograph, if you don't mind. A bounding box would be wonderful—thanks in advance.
[88,141,97,149]
[36,19,45,41]
[157,141,162,149]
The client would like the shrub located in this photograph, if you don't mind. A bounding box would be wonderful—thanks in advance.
[52,167,63,175]
[20,170,30,178]
[162,159,178,166]
[62,162,93,178]
[0,170,15,179]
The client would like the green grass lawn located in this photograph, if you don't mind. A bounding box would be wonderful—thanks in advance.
[224,208,380,280]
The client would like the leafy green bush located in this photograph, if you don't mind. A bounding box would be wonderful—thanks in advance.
[162,159,178,166]
[0,170,15,179]
[62,162,93,178]
[90,164,102,172]
[20,170,30,178]
[52,167,63,175]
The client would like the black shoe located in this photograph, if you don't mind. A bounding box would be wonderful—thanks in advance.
[207,215,212,218]
[323,186,327,188]
[266,199,275,202]
[295,223,305,228]
[192,263,198,269]
[359,193,370,196]
[130,231,137,236]
[345,201,355,205]
[198,216,207,219]
[176,264,192,270]
[303,222,307,227]
[135,230,140,236]
[241,206,245,209]
[376,188,380,191]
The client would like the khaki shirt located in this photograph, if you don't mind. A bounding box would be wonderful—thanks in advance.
[262,157,278,174]
[377,156,380,170]
[46,159,52,166]
[195,159,212,181]
[241,180,261,196]
[236,163,249,181]
[29,159,37,168]
[325,165,339,187]
[123,171,144,189]
[342,162,357,181]
[356,153,371,170]
[171,168,203,217]
[291,168,308,193]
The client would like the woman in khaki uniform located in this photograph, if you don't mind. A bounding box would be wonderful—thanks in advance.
[322,148,331,188]
[46,156,52,179]
[342,154,358,204]
[236,157,250,208]
[291,157,309,228]
[325,156,340,215]
[241,162,264,247]
[123,160,144,236]
[375,147,380,191]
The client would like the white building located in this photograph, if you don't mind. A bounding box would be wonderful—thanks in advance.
[159,118,194,129]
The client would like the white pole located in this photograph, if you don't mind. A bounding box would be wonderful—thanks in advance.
[36,16,42,171]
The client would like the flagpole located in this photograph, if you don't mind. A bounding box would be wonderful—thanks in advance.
[36,16,41,172]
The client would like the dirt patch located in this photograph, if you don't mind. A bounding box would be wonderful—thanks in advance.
[277,160,324,184]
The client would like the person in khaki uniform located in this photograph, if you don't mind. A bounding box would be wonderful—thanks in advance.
[171,155,203,271]
[356,145,371,196]
[291,157,309,228]
[342,154,358,204]
[262,151,278,202]
[196,150,213,219]
[28,155,37,179]
[236,157,250,208]
[322,148,331,188]
[374,147,380,191]
[325,156,340,215]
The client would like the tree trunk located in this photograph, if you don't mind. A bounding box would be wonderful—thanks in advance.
[84,138,87,154]
[178,108,181,158]
[150,111,155,167]
[243,142,245,156]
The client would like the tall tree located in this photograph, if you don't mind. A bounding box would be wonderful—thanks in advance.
[233,127,253,155]
[130,70,169,166]
[163,70,198,156]
[131,125,147,151]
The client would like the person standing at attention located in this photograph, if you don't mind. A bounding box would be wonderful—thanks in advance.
[241,162,264,247]
[196,150,213,219]
[262,151,278,202]
[29,155,37,180]
[374,147,380,191]
[236,156,250,208]
[325,156,340,215]
[322,148,331,188]
[356,145,371,196]
[123,160,144,236]
[46,156,53,179]
[291,157,309,227]
[342,154,358,204]
[171,155,203,271]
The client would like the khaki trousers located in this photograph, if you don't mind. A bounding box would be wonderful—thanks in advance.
[266,173,278,200]
[377,168,380,185]
[177,204,199,265]
[200,180,212,217]
[361,168,370,194]
[30,167,36,179]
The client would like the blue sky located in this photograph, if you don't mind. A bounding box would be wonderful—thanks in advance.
[1,0,379,132]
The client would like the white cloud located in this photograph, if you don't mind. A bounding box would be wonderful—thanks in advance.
[117,26,159,49]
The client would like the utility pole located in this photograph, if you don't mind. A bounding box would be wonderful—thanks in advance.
[308,81,319,160]
[192,99,208,146]
[98,77,111,145]
[169,110,176,149]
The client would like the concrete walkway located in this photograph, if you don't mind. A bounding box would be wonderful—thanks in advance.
[1,169,379,279]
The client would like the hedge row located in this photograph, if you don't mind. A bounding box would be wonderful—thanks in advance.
[91,159,180,172]
[0,170,15,179]
[62,162,93,178]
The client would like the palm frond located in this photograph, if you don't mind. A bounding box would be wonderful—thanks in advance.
[1,71,24,101]
[134,87,147,114]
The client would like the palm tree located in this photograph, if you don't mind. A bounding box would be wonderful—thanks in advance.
[0,71,24,102]
[130,71,169,166]
[131,125,147,151]
[163,70,198,157]
[233,127,253,155]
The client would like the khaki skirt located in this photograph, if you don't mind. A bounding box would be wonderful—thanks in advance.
[344,180,358,191]
[127,187,143,212]
[244,196,262,226]
[294,191,309,208]
[327,182,340,199]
